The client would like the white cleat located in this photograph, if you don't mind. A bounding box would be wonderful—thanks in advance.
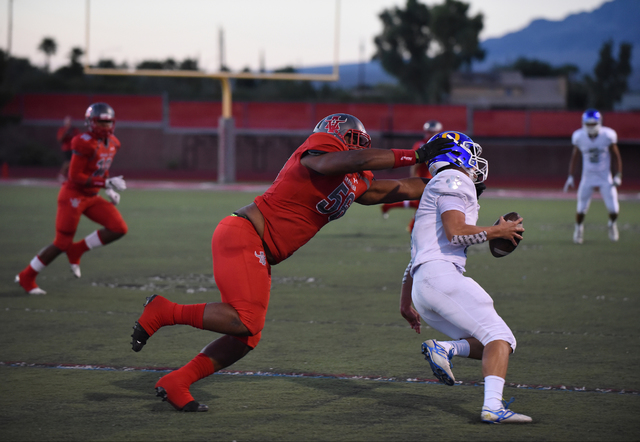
[421,339,455,386]
[608,220,619,242]
[481,407,532,424]
[14,275,47,295]
[573,223,584,244]
[70,264,81,278]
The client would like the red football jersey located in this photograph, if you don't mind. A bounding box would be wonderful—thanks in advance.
[65,132,121,196]
[255,132,375,264]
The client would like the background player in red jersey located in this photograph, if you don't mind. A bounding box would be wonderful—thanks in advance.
[130,113,453,412]
[15,102,128,295]
[381,120,442,232]
[56,115,81,182]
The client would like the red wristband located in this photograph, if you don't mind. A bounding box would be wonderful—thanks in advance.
[391,149,417,169]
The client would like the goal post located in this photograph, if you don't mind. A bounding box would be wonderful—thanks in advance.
[83,0,342,184]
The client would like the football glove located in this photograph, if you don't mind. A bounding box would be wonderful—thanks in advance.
[613,172,622,187]
[105,188,120,205]
[563,175,574,192]
[415,137,454,164]
[105,175,127,191]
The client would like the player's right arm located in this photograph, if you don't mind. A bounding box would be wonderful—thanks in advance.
[300,148,398,175]
[442,209,523,245]
[300,137,452,176]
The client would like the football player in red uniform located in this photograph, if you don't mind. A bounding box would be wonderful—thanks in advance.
[15,102,128,295]
[130,113,453,412]
[381,120,442,232]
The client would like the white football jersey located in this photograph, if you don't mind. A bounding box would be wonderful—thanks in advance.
[571,126,617,174]
[410,169,479,274]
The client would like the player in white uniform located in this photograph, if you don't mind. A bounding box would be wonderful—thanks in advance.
[563,109,623,243]
[400,131,531,424]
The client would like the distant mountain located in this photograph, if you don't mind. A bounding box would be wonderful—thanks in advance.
[296,60,397,90]
[475,0,640,89]
[302,0,640,91]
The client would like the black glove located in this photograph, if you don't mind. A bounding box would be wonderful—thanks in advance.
[475,182,486,198]
[415,137,454,164]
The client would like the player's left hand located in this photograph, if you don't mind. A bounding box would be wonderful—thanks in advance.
[415,137,453,164]
[105,188,121,205]
[400,305,421,334]
[613,172,622,187]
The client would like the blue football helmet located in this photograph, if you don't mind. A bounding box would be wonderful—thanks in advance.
[582,109,602,136]
[427,131,488,183]
[313,113,371,150]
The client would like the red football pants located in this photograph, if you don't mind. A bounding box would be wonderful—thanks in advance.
[211,216,271,349]
[53,186,128,250]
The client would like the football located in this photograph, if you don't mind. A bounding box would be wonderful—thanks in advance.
[489,212,523,258]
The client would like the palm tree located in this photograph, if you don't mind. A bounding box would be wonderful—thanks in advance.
[38,37,57,72]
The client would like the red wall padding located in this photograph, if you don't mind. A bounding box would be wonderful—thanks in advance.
[528,111,582,137]
[22,94,91,120]
[391,104,468,133]
[238,102,312,129]
[5,93,640,140]
[170,101,221,127]
[606,112,640,140]
[91,95,163,122]
[473,110,527,137]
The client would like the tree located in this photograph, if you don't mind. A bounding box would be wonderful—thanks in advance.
[429,0,484,100]
[588,40,633,110]
[507,57,578,78]
[373,0,484,103]
[37,37,57,72]
[373,0,432,102]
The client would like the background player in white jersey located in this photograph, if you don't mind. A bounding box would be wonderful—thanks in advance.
[563,109,623,243]
[400,131,531,424]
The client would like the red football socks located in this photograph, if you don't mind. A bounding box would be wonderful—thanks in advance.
[17,266,39,292]
[66,240,89,265]
[155,353,215,410]
[138,295,206,336]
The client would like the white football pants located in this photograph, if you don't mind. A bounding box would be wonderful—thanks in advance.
[411,260,516,351]
[577,172,619,215]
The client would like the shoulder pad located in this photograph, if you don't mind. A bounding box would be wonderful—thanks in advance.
[430,171,475,200]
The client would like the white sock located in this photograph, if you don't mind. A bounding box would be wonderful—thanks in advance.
[440,340,470,358]
[84,230,103,250]
[483,375,505,410]
[30,256,45,272]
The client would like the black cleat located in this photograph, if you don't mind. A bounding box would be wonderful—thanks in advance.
[130,295,158,352]
[156,387,208,412]
[131,322,150,352]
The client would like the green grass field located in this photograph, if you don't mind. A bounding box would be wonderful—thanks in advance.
[1,183,639,441]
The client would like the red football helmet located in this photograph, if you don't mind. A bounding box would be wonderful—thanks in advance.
[313,113,371,149]
[85,102,116,138]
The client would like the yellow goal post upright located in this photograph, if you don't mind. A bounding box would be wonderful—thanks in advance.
[83,0,341,184]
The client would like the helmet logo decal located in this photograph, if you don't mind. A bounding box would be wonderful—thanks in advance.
[442,132,460,141]
[324,116,348,134]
